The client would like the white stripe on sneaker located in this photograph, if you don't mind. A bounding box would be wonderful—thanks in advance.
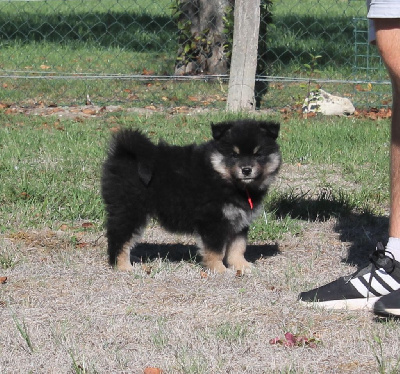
[350,278,371,297]
[350,269,400,297]
[374,269,400,290]
[364,273,394,295]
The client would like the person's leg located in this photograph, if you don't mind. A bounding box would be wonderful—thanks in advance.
[374,20,400,241]
[299,18,400,311]
[372,19,400,317]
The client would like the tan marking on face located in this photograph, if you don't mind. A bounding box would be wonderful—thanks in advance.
[233,146,240,155]
[225,236,252,274]
[253,145,260,154]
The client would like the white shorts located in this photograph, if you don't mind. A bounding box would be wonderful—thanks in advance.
[367,0,400,42]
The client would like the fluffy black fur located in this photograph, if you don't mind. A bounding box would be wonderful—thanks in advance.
[101,119,281,273]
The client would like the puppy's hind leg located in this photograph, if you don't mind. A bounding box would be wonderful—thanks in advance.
[117,233,143,271]
[106,216,147,271]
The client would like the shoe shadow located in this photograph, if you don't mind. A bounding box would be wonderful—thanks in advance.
[373,315,400,323]
[268,191,389,267]
[131,242,280,265]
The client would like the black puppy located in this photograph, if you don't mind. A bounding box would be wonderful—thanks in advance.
[101,119,281,273]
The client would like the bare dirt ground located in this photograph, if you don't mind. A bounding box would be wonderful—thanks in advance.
[1,165,399,373]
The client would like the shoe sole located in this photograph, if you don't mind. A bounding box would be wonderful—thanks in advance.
[374,302,400,317]
[299,296,380,311]
[374,309,400,317]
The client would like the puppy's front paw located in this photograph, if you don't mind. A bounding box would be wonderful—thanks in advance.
[117,262,134,271]
[200,249,226,273]
[206,261,227,274]
[229,260,253,274]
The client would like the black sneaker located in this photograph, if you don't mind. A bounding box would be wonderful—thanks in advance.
[374,289,400,317]
[299,243,400,310]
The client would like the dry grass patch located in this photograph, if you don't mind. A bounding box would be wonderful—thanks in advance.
[1,219,400,373]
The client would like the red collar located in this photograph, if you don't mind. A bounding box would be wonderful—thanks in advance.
[246,189,254,210]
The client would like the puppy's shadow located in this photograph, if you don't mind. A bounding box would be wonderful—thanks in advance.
[245,243,280,262]
[131,242,280,264]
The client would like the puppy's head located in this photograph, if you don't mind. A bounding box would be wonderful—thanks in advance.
[210,119,281,190]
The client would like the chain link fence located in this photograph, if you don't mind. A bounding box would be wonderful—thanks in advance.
[0,0,390,110]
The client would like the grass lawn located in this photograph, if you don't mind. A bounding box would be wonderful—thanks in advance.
[0,110,390,235]
[0,0,390,108]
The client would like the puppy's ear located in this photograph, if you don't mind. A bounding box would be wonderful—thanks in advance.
[211,122,233,140]
[138,161,153,186]
[137,150,156,186]
[260,121,280,140]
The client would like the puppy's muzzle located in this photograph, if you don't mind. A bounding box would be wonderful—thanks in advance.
[241,167,253,177]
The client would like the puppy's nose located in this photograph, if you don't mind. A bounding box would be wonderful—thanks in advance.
[242,167,252,176]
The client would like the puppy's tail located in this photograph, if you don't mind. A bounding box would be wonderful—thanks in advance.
[108,129,151,157]
[108,129,156,185]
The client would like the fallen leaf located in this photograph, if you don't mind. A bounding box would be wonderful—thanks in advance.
[355,83,372,92]
[81,108,97,115]
[142,68,155,76]
[0,277,7,284]
[4,108,18,115]
[81,222,94,228]
[144,367,163,374]
[269,337,282,345]
[40,64,51,70]
[200,271,208,279]
[142,265,152,275]
[172,106,190,113]
[303,111,317,119]
[269,332,321,348]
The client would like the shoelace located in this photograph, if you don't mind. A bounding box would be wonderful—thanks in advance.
[367,242,396,300]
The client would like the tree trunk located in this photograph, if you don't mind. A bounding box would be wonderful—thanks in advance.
[226,0,261,111]
[174,0,233,76]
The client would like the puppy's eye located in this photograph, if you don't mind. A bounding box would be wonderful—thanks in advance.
[253,146,262,157]
[232,146,240,157]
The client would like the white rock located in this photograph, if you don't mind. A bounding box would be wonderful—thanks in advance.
[302,89,355,116]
